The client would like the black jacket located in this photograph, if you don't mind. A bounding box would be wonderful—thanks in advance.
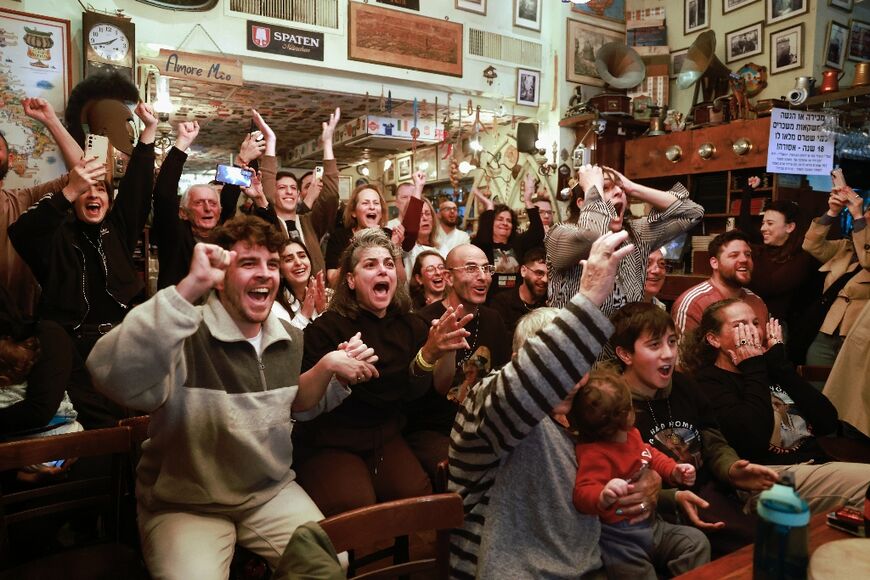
[9,142,155,327]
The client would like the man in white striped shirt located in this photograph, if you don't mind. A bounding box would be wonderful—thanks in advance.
[448,231,662,579]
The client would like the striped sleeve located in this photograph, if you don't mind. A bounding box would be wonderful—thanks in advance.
[447,292,613,578]
[631,183,704,254]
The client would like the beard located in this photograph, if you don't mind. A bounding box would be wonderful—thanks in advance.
[441,214,458,227]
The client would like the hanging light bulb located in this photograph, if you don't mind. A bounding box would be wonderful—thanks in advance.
[153,75,173,121]
[383,158,393,172]
[469,135,483,152]
[458,160,476,174]
[357,164,370,177]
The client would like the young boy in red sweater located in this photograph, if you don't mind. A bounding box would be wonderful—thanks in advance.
[570,366,710,579]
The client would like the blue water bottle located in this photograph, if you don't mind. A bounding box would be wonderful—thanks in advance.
[753,473,810,580]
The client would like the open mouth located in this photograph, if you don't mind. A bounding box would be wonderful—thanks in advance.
[248,286,272,304]
[431,277,445,291]
[657,364,673,380]
[85,202,102,217]
[372,281,391,297]
[291,267,308,277]
[364,212,379,225]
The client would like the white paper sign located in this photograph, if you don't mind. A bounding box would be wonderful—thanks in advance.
[766,109,834,176]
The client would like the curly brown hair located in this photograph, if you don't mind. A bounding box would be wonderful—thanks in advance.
[329,228,411,319]
[211,214,288,254]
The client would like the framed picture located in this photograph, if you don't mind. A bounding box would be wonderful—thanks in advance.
[766,0,808,25]
[566,19,626,86]
[770,23,803,74]
[396,153,413,181]
[516,68,540,106]
[726,22,764,63]
[0,8,72,190]
[829,0,853,10]
[338,175,353,201]
[513,0,542,31]
[723,0,761,14]
[685,0,710,35]
[348,2,463,77]
[826,21,849,69]
[414,146,438,181]
[570,0,625,24]
[847,19,870,62]
[670,47,689,78]
[455,0,486,15]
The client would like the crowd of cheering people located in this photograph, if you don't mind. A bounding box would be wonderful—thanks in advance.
[2,81,870,579]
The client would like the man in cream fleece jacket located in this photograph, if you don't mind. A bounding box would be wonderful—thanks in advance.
[87,215,377,579]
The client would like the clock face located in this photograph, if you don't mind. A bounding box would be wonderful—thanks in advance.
[88,24,130,62]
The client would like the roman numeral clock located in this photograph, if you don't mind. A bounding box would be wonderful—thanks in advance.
[83,11,135,81]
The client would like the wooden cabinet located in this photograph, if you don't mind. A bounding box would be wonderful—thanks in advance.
[624,118,771,179]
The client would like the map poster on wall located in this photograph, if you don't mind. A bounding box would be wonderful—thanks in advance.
[0,9,71,189]
[766,108,834,176]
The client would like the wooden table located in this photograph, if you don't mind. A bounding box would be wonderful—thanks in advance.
[675,513,850,579]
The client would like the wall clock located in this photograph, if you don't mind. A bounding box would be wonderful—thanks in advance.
[82,11,135,81]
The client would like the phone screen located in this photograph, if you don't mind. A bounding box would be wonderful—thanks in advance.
[215,164,253,187]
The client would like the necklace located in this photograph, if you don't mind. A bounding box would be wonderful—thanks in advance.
[646,398,681,447]
[458,314,480,366]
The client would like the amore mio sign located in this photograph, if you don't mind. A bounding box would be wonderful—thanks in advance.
[143,49,243,87]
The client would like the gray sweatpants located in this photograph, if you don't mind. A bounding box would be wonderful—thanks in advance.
[598,515,710,580]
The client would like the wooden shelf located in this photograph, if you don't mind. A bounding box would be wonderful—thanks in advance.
[803,85,870,108]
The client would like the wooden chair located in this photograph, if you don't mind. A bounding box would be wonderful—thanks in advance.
[0,426,148,579]
[434,460,449,494]
[319,493,464,580]
[796,365,833,383]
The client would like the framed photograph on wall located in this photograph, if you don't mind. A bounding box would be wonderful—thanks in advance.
[770,23,803,74]
[826,20,849,69]
[685,0,710,35]
[726,22,764,63]
[723,0,761,14]
[670,47,689,78]
[516,68,540,106]
[396,153,413,181]
[338,175,353,201]
[766,0,808,26]
[349,2,463,77]
[455,0,486,15]
[566,19,626,86]
[570,0,625,24]
[513,0,542,31]
[847,19,870,62]
[829,0,853,11]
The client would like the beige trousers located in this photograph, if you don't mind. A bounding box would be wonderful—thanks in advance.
[767,461,870,514]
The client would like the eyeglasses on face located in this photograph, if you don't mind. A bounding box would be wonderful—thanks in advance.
[448,264,495,275]
[421,264,446,274]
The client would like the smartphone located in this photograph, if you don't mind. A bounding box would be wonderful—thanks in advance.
[826,507,865,537]
[314,165,324,181]
[215,164,253,188]
[84,133,110,164]
[49,459,66,468]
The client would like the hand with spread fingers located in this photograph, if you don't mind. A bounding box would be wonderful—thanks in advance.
[576,164,604,195]
[420,304,474,364]
[237,133,266,166]
[62,157,107,201]
[728,322,764,365]
[765,318,784,350]
[728,459,779,491]
[579,230,635,307]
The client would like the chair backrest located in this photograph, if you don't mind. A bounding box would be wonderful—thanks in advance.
[0,427,133,569]
[118,415,150,444]
[796,365,833,383]
[319,493,464,580]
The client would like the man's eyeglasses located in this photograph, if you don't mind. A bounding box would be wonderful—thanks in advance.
[421,265,446,275]
[448,264,496,275]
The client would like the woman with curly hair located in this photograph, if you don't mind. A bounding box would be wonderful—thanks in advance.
[294,229,472,516]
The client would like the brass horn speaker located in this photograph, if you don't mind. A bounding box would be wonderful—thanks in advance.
[595,42,646,89]
[588,42,645,115]
[678,30,731,105]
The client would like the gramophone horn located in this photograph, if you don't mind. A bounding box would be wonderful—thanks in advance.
[595,42,646,89]
[678,30,731,104]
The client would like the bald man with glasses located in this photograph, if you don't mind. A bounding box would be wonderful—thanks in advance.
[404,244,511,484]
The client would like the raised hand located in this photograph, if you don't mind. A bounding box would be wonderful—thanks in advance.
[135,102,158,144]
[522,172,536,204]
[412,169,427,195]
[728,459,779,491]
[251,109,276,156]
[842,185,865,219]
[603,166,635,196]
[312,270,328,313]
[176,243,235,304]
[22,97,57,125]
[62,157,107,201]
[728,322,764,366]
[672,463,696,487]
[472,187,493,211]
[321,107,340,145]
[421,304,474,363]
[338,331,379,365]
[174,120,200,151]
[826,188,847,217]
[241,170,268,207]
[578,230,634,307]
[576,164,604,195]
[390,223,405,246]
[237,133,266,166]
[765,318,783,351]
